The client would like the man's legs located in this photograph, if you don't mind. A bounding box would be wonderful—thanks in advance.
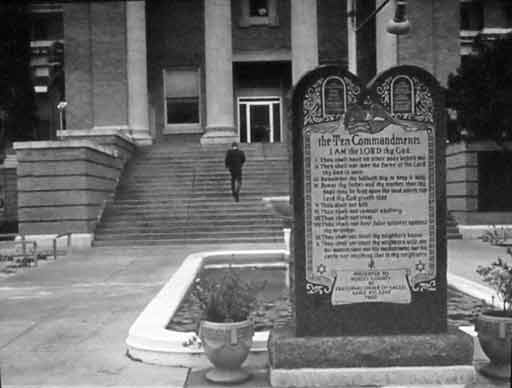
[230,173,242,202]
[230,174,236,197]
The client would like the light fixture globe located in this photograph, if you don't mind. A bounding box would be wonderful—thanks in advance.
[386,0,410,35]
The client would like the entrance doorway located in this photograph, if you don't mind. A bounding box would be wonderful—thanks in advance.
[238,97,281,143]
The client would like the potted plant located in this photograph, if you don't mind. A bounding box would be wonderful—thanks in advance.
[475,250,512,380]
[192,266,264,383]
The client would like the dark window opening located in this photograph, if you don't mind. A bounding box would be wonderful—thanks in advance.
[250,0,269,17]
[478,151,512,211]
[239,104,247,143]
[31,12,63,41]
[505,2,512,27]
[166,97,199,124]
[460,1,483,30]
[272,103,281,143]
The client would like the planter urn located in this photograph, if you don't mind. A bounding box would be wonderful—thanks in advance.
[199,319,254,383]
[475,312,512,380]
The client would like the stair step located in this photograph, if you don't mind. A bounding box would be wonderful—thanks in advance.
[100,214,280,223]
[96,222,282,232]
[114,192,288,199]
[104,204,277,212]
[92,236,282,247]
[96,226,283,234]
[94,230,281,239]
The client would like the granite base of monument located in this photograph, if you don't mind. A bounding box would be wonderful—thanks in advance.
[268,325,475,387]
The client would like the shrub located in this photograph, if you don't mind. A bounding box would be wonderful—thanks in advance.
[191,266,266,323]
[477,250,512,313]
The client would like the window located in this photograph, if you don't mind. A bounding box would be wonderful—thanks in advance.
[31,12,63,41]
[460,1,483,31]
[164,69,200,127]
[504,2,512,27]
[240,0,278,26]
[250,0,269,17]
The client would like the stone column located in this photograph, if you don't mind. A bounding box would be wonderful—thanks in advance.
[126,0,152,145]
[376,0,398,72]
[90,2,129,131]
[201,0,237,145]
[347,0,357,74]
[62,3,93,130]
[291,0,318,84]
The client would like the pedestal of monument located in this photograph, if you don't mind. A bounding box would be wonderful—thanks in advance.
[268,325,475,387]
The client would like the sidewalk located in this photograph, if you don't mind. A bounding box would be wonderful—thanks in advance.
[0,243,277,387]
[0,239,508,387]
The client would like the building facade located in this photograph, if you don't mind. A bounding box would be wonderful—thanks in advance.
[38,0,459,146]
[11,0,512,241]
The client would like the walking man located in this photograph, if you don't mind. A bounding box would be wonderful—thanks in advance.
[225,142,245,202]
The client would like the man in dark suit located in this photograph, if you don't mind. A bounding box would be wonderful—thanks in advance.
[225,142,246,202]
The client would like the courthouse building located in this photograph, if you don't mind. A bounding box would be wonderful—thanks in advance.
[30,0,460,145]
[6,0,512,242]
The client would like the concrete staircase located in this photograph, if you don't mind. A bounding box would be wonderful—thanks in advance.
[93,138,462,246]
[93,141,290,246]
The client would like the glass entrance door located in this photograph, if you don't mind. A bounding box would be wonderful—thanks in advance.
[238,97,281,143]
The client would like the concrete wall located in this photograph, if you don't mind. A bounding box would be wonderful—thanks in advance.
[0,167,18,225]
[63,2,129,130]
[232,0,291,52]
[90,2,128,128]
[446,141,512,236]
[14,141,124,245]
[146,0,205,138]
[398,0,460,85]
[317,0,347,67]
[57,130,136,165]
[446,142,479,223]
[63,2,93,130]
[484,0,508,28]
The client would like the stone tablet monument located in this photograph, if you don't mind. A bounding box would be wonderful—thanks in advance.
[268,65,474,387]
[291,65,446,336]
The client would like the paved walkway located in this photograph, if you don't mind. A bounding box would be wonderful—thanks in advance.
[0,239,508,387]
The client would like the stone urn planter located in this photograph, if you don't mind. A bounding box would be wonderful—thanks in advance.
[191,266,265,383]
[475,312,512,380]
[199,320,254,383]
[475,255,512,380]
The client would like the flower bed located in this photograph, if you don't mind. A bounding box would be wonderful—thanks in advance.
[167,266,491,332]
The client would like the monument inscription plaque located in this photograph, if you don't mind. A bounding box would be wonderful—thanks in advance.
[292,66,446,336]
[391,76,414,114]
[322,76,346,116]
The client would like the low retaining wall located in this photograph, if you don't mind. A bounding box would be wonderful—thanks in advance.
[0,164,18,227]
[14,136,133,247]
[446,140,512,238]
[57,129,136,164]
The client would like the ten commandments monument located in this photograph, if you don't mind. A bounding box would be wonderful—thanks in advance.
[268,65,473,387]
[293,65,446,335]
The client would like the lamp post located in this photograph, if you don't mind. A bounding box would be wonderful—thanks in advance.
[56,101,67,139]
[351,0,410,34]
[347,0,410,74]
[386,0,411,35]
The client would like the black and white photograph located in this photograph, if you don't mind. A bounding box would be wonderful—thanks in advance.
[0,0,511,387]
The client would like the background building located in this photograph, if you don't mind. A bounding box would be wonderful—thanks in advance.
[50,0,459,145]
[9,0,512,243]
